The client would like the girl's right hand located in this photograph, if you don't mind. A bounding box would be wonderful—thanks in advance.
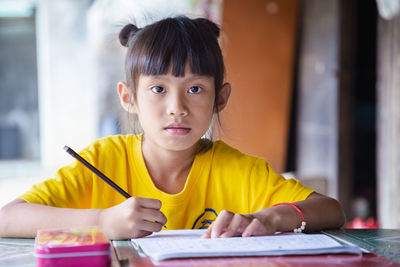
[99,197,167,239]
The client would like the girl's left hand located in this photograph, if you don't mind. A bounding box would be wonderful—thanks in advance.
[201,209,277,238]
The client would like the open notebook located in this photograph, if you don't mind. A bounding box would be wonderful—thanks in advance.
[131,229,361,262]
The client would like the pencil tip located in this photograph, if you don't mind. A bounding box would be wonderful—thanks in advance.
[63,145,69,151]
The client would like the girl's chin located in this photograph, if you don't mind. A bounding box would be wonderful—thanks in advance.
[164,139,200,152]
[143,132,204,151]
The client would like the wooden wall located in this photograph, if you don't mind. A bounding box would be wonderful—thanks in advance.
[219,0,299,172]
[377,10,400,228]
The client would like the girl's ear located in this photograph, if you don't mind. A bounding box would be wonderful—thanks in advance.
[215,83,231,113]
[117,81,137,113]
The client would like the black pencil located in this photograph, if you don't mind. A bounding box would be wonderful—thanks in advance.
[64,145,131,199]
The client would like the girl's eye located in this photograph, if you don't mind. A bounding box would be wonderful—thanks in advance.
[151,86,166,94]
[188,86,202,94]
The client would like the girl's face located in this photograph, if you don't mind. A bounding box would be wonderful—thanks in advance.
[133,65,216,153]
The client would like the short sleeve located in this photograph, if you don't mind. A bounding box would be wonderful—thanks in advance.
[248,159,314,212]
[18,151,94,209]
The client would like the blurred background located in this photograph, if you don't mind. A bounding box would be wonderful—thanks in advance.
[0,0,399,229]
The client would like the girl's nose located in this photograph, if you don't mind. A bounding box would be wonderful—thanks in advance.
[167,95,188,117]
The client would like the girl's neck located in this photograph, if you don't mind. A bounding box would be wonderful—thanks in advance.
[141,137,198,194]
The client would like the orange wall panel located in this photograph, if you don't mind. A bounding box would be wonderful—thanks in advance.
[219,0,299,172]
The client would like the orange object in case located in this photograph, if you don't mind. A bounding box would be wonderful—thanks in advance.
[35,228,111,267]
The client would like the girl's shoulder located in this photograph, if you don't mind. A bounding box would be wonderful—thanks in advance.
[209,140,266,167]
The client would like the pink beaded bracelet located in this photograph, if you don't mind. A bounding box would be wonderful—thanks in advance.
[272,202,307,233]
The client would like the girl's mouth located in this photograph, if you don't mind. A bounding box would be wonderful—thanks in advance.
[164,127,191,135]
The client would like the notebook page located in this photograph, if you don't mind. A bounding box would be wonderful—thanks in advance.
[132,229,361,261]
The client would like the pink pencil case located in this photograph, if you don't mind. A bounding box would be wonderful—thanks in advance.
[35,228,111,267]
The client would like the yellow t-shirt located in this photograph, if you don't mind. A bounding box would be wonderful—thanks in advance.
[19,135,313,229]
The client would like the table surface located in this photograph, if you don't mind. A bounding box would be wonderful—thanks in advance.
[1,229,399,267]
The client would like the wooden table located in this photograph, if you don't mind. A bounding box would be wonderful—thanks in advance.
[1,229,399,266]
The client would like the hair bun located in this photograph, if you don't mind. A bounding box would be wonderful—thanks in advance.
[119,24,139,47]
[194,18,220,38]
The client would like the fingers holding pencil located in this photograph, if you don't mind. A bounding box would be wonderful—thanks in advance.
[135,197,168,228]
[100,197,167,239]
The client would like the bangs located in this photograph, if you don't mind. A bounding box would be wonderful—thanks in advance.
[128,17,221,80]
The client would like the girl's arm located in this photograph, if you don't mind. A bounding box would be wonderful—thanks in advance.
[0,197,167,239]
[203,192,345,238]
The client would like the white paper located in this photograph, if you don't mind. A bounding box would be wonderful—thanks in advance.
[132,229,361,261]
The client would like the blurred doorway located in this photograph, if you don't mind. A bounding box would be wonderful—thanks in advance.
[0,6,39,160]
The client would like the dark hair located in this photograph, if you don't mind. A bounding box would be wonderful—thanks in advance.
[119,16,226,151]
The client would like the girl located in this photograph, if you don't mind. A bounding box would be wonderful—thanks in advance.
[0,16,345,239]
